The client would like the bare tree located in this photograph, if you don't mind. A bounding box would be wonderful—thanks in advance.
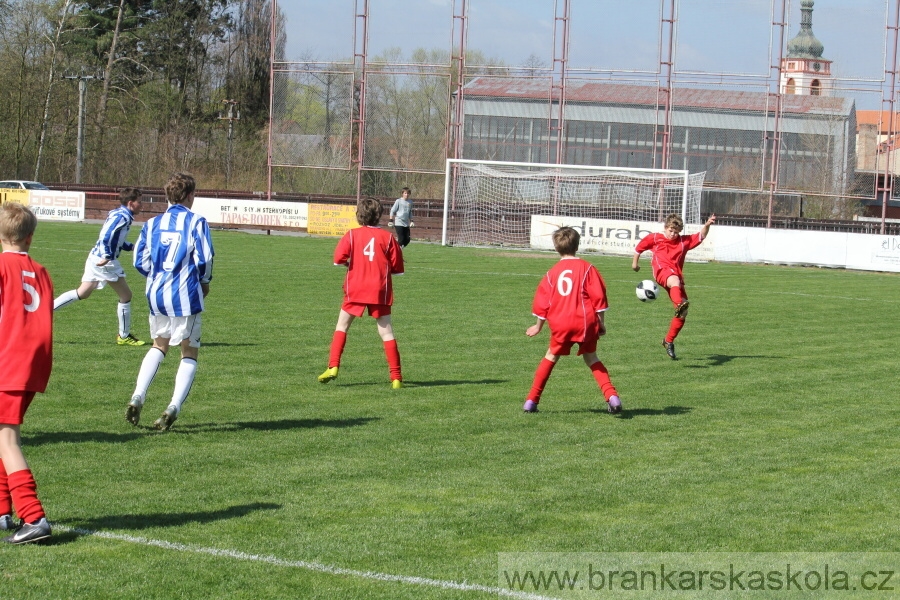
[34,0,75,181]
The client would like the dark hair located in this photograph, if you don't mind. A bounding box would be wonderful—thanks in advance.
[356,197,384,226]
[164,173,196,205]
[401,187,411,195]
[119,187,142,205]
[0,202,38,243]
[552,226,580,255]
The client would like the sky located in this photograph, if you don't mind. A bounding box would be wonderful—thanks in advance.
[278,0,891,109]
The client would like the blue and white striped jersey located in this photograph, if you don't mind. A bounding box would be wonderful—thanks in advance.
[90,206,135,260]
[134,204,214,317]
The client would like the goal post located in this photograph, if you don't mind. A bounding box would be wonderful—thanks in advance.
[441,159,706,248]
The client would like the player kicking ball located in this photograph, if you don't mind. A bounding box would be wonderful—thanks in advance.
[319,197,405,388]
[632,213,715,360]
[524,226,621,414]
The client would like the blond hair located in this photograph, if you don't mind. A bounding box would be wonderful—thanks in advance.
[0,202,38,243]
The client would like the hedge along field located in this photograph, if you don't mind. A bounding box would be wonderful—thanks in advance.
[4,221,898,599]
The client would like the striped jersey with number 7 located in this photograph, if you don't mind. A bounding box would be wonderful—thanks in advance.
[134,204,214,316]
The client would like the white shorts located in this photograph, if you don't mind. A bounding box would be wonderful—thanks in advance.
[82,255,125,290]
[149,313,202,348]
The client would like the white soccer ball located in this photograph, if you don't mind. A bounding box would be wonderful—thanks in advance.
[635,280,659,302]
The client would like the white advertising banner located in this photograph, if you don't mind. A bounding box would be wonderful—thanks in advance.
[192,197,308,228]
[26,190,85,222]
[846,233,900,272]
[529,215,715,261]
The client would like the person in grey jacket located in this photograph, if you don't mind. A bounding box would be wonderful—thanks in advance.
[389,187,414,247]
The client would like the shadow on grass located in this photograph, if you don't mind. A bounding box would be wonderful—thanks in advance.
[58,502,282,533]
[584,405,693,419]
[684,354,782,368]
[24,417,378,445]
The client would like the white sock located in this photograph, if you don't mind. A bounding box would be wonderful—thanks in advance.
[54,289,81,311]
[117,302,132,338]
[132,348,165,404]
[170,358,198,415]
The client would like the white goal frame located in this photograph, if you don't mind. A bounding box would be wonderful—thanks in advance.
[441,159,705,247]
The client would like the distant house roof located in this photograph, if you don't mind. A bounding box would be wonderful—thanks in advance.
[856,110,900,134]
[462,77,854,118]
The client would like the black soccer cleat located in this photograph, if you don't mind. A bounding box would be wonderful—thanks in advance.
[674,300,690,319]
[3,517,51,545]
[662,340,677,360]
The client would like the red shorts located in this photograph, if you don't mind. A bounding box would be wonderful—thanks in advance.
[549,334,598,356]
[342,300,391,319]
[0,391,36,425]
[654,267,685,289]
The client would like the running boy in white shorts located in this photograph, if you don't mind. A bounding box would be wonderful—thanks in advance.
[125,173,214,431]
[54,187,146,345]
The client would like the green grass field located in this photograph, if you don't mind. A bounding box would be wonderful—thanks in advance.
[4,221,899,599]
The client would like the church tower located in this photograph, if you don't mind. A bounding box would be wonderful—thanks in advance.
[780,0,832,96]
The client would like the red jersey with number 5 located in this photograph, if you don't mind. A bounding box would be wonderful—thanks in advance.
[0,252,53,392]
[334,226,404,305]
[532,258,608,343]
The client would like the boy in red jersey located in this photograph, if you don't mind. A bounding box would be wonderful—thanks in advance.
[632,212,716,360]
[0,202,53,544]
[524,226,621,414]
[318,197,405,388]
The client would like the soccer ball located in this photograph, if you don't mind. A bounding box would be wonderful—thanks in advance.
[635,280,659,302]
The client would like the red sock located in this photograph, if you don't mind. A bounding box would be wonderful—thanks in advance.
[668,285,685,305]
[328,331,347,368]
[383,339,402,381]
[8,469,44,524]
[666,317,686,343]
[527,358,556,403]
[0,459,10,516]
[589,360,618,401]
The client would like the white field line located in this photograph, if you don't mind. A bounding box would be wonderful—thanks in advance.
[55,525,559,600]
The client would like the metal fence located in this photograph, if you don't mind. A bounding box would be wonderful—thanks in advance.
[270,0,900,230]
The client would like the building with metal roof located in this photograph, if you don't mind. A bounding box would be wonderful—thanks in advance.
[460,77,856,197]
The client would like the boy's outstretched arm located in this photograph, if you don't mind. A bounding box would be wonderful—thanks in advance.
[526,318,545,337]
[700,213,716,240]
[631,252,642,272]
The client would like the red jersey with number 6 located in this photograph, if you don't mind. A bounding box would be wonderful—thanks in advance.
[334,226,404,305]
[532,258,608,343]
[0,252,53,392]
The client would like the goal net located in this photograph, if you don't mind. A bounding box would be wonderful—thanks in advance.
[441,159,706,248]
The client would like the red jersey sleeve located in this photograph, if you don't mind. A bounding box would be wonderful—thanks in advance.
[635,233,657,254]
[388,236,404,275]
[334,231,352,265]
[531,274,553,319]
[682,231,704,251]
[584,263,609,313]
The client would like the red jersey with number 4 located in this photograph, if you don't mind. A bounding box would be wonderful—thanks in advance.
[634,231,704,281]
[335,226,404,305]
[532,258,608,343]
[0,252,53,392]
